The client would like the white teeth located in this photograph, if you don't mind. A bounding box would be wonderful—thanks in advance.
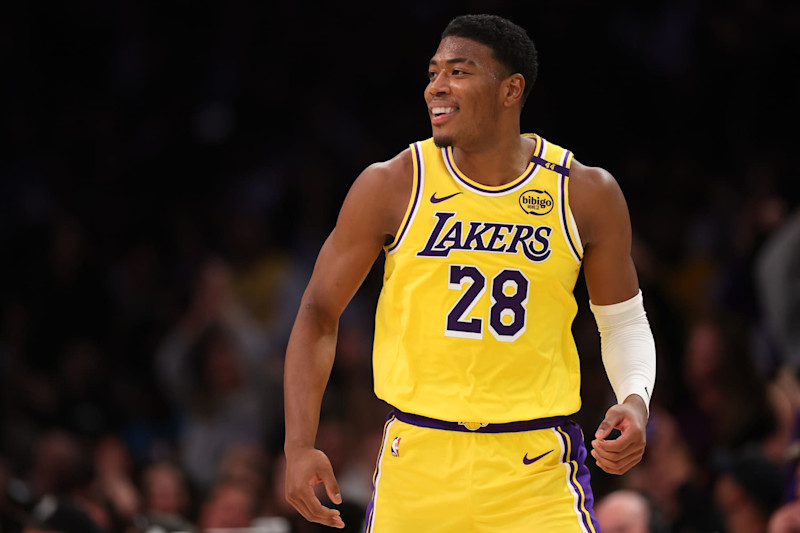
[432,107,455,115]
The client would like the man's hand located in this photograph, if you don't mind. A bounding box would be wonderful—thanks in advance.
[591,394,648,474]
[285,448,344,529]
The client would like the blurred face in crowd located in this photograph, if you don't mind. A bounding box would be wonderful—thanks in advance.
[198,482,255,529]
[142,462,188,516]
[205,336,243,396]
[595,490,651,533]
[684,321,724,413]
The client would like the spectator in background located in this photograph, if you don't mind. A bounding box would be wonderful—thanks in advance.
[139,461,195,532]
[768,452,800,533]
[154,257,277,490]
[196,480,257,531]
[713,450,784,533]
[91,434,140,532]
[54,340,120,438]
[217,444,294,533]
[624,406,720,532]
[678,314,778,465]
[23,429,107,532]
[757,208,800,372]
[770,501,800,533]
[216,444,270,505]
[595,489,665,533]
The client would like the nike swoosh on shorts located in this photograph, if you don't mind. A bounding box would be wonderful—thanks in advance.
[523,449,554,465]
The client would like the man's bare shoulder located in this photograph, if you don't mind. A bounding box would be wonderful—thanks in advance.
[340,148,414,241]
[358,148,414,188]
[569,158,630,246]
[570,159,619,195]
[569,158,628,209]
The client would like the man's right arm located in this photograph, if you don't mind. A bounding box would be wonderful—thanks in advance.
[569,160,654,475]
[283,150,412,528]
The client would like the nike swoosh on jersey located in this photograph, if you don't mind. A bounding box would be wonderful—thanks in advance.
[430,192,463,203]
[523,449,553,465]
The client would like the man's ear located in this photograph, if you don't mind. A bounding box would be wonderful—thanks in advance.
[503,73,525,107]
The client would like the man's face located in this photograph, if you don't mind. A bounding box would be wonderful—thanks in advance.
[425,36,506,148]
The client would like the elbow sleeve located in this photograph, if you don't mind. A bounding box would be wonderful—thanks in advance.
[590,290,656,413]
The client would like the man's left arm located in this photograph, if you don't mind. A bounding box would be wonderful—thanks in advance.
[569,161,656,475]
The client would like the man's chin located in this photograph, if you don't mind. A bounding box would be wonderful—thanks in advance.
[433,134,454,148]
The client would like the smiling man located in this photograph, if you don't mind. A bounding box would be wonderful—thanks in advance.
[284,14,656,532]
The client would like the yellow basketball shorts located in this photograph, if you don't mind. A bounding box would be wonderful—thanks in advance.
[364,410,600,533]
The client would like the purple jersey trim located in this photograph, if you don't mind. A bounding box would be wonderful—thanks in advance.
[558,150,582,261]
[387,142,423,253]
[530,154,570,176]
[442,137,544,195]
[391,408,570,433]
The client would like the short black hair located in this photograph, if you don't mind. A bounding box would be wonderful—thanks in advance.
[442,14,539,104]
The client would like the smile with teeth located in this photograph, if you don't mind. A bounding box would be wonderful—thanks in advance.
[432,107,457,117]
[431,106,458,124]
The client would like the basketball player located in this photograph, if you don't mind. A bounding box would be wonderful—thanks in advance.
[284,14,656,532]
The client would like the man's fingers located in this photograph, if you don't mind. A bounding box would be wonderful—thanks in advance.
[591,431,646,475]
[592,435,645,461]
[285,450,345,529]
[592,441,628,457]
[288,489,345,528]
[592,435,627,453]
[595,409,624,440]
[592,437,622,453]
[306,504,344,529]
[321,469,343,505]
[592,431,644,454]
[592,401,649,475]
[592,444,643,464]
[592,449,643,475]
[594,421,613,440]
[591,449,642,474]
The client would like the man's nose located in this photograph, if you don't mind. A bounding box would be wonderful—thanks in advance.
[427,73,450,96]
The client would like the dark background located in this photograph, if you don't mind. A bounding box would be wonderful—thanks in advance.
[1,1,799,532]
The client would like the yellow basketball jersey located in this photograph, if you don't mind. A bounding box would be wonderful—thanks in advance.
[372,135,584,423]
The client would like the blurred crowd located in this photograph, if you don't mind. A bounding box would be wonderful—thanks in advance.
[1,1,799,532]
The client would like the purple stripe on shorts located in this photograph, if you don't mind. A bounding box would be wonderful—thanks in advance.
[561,421,601,533]
[392,408,569,433]
[364,414,396,532]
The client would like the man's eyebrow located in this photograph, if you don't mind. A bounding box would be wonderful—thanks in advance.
[429,57,478,67]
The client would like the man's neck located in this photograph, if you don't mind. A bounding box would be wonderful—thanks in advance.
[452,132,536,187]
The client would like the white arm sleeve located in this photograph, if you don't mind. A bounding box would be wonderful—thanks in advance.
[590,290,656,414]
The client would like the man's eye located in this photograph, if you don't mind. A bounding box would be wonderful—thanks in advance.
[427,71,437,80]
[452,69,463,75]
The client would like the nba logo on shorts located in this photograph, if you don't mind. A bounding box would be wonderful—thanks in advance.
[391,437,401,457]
